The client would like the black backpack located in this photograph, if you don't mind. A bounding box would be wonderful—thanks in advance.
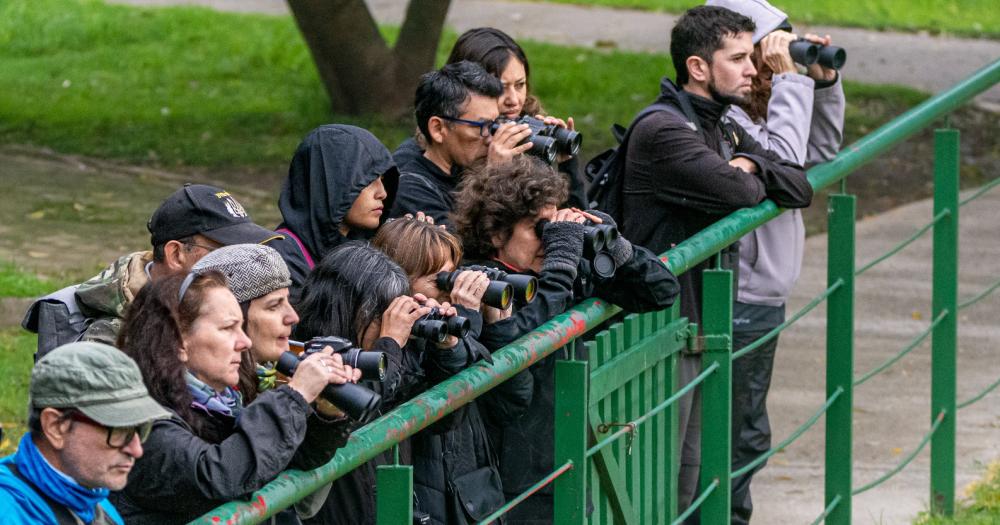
[585,92,737,223]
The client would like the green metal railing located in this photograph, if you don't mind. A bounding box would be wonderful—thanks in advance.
[198,57,1000,524]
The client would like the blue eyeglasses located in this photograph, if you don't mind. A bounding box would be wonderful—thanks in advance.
[439,116,495,138]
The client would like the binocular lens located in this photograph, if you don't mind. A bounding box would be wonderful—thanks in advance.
[531,136,558,164]
[591,252,617,279]
[818,46,846,70]
[352,351,386,381]
[412,320,447,343]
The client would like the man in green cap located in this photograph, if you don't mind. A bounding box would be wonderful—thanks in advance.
[0,341,169,524]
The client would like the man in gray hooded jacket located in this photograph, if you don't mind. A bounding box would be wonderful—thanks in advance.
[705,0,846,522]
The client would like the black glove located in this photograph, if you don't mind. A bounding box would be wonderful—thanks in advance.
[586,209,634,267]
[539,220,585,278]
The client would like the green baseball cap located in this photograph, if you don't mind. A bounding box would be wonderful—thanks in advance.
[30,341,170,427]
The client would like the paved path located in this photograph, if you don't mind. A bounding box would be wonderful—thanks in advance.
[113,0,1000,106]
[753,185,1000,523]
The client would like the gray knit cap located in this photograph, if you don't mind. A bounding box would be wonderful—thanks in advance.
[192,244,291,303]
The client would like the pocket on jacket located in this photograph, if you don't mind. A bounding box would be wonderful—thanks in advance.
[451,465,505,523]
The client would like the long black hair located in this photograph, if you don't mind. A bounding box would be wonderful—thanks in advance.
[294,242,410,345]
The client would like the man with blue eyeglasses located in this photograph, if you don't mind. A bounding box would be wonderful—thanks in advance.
[389,60,532,229]
[0,341,169,524]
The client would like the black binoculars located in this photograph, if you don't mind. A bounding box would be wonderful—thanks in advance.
[459,265,538,306]
[490,115,582,164]
[411,307,471,343]
[436,267,539,309]
[277,337,383,422]
[436,270,514,310]
[788,39,847,70]
[536,219,618,279]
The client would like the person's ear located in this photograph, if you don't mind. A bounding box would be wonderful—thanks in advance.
[161,240,188,273]
[686,56,711,83]
[491,233,506,249]
[177,341,189,363]
[428,116,448,145]
[40,408,70,450]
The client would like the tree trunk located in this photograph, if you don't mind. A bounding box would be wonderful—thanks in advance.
[287,0,451,117]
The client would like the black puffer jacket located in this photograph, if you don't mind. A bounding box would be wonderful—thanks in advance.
[110,386,350,524]
[474,231,679,519]
[272,125,399,304]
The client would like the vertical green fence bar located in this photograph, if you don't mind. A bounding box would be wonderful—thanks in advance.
[931,128,960,515]
[376,465,413,525]
[554,359,588,525]
[825,194,856,524]
[664,303,681,522]
[699,269,733,523]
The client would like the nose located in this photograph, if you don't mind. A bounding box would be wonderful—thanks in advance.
[122,433,144,459]
[373,178,387,200]
[236,326,252,352]
[285,305,300,326]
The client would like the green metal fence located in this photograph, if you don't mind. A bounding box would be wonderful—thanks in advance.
[197,57,1000,524]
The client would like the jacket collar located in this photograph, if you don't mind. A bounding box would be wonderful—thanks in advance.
[657,77,730,127]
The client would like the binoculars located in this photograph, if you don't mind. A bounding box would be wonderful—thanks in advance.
[278,336,384,422]
[490,115,582,164]
[788,40,847,70]
[411,307,471,343]
[436,267,539,309]
[536,219,619,279]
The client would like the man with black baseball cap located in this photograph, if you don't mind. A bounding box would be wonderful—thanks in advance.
[0,341,169,524]
[22,184,281,356]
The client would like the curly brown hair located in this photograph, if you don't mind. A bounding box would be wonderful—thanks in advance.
[451,155,568,259]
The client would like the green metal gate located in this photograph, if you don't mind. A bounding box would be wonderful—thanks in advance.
[197,58,1000,525]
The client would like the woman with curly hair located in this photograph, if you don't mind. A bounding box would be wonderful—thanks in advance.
[451,155,679,523]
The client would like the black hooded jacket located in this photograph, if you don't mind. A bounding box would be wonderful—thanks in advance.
[621,78,812,325]
[272,125,399,303]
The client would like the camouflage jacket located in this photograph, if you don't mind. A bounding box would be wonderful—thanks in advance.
[76,251,152,346]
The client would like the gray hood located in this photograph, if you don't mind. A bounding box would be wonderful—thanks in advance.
[705,0,789,43]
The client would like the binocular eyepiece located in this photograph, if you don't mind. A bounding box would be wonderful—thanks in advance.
[411,307,471,343]
[788,40,847,70]
[278,336,384,422]
[490,115,582,164]
[536,219,618,280]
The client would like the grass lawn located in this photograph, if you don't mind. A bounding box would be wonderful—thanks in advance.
[916,462,1000,524]
[0,0,931,174]
[537,0,1000,38]
[0,261,63,298]
[0,329,35,455]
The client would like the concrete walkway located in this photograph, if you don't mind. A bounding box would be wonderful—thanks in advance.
[753,185,1000,523]
[113,0,1000,106]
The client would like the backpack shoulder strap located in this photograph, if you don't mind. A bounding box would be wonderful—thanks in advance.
[274,228,316,270]
[5,463,83,524]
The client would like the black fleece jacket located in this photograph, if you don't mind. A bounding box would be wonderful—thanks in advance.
[272,125,399,304]
[621,78,812,325]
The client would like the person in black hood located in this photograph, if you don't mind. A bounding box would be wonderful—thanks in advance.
[272,124,400,303]
[452,156,679,523]
[618,6,813,519]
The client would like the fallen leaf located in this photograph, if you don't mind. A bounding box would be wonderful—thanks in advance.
[27,251,48,258]
[911,310,923,320]
[891,447,903,456]
[27,210,45,219]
